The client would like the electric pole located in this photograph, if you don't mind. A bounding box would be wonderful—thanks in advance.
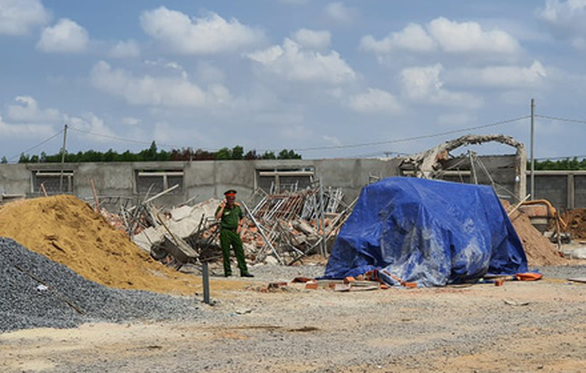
[530,99,535,201]
[59,124,68,193]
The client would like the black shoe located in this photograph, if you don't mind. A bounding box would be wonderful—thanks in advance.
[240,273,254,278]
[224,273,232,277]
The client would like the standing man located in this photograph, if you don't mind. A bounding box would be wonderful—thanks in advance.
[215,189,253,277]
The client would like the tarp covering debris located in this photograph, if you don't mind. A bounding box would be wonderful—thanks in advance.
[324,177,528,287]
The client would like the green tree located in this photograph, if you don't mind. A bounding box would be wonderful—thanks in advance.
[261,151,276,160]
[278,149,302,159]
[1,156,7,164]
[215,147,231,160]
[231,145,244,160]
[244,150,258,160]
[18,154,30,163]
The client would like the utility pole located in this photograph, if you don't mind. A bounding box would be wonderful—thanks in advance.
[530,99,535,201]
[59,124,68,193]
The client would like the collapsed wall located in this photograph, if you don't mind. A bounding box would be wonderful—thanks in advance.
[0,195,198,294]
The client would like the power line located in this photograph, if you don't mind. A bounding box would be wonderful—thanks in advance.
[291,115,530,152]
[68,126,212,151]
[346,150,410,159]
[536,114,586,125]
[8,129,64,161]
[7,115,530,160]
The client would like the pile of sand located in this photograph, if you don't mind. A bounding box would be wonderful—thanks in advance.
[0,195,201,295]
[561,208,586,240]
[506,206,566,266]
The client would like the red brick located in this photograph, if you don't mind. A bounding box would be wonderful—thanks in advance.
[305,282,318,290]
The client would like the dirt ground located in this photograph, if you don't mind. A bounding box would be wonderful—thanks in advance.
[2,271,586,373]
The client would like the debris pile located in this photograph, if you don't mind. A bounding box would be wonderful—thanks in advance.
[119,184,354,269]
[0,195,198,294]
[561,208,586,240]
[241,186,355,265]
[506,203,566,266]
[0,237,201,333]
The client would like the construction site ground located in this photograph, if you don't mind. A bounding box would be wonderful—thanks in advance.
[2,263,586,373]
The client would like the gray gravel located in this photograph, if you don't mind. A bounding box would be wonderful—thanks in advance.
[534,264,586,279]
[0,237,201,333]
[248,263,325,281]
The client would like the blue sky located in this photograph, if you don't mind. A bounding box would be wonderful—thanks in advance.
[1,0,586,161]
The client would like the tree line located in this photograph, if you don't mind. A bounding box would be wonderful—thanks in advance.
[12,142,302,163]
[531,157,586,171]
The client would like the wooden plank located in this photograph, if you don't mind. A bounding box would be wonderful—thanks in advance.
[568,277,586,284]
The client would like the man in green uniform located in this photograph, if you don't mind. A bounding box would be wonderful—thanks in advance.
[215,189,253,277]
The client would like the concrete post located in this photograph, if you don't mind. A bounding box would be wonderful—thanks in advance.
[567,173,575,210]
[516,144,527,201]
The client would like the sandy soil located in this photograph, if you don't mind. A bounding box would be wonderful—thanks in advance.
[1,274,586,373]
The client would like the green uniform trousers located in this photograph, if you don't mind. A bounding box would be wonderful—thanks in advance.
[219,229,249,276]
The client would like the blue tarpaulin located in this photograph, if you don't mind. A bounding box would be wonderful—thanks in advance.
[324,177,527,287]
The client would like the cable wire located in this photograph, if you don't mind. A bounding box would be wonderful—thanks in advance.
[8,129,64,161]
[535,114,586,125]
[68,126,211,150]
[291,115,530,152]
[7,115,530,161]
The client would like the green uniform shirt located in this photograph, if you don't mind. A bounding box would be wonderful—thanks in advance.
[216,204,244,230]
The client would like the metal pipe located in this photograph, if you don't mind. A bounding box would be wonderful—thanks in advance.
[202,261,210,304]
[242,201,283,264]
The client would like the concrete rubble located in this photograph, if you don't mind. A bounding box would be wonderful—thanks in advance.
[99,183,355,270]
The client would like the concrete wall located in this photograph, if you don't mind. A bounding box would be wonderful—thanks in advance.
[435,154,523,202]
[0,158,403,207]
[528,171,586,210]
[3,154,543,209]
[9,156,586,210]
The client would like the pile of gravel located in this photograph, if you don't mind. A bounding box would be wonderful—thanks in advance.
[0,237,201,333]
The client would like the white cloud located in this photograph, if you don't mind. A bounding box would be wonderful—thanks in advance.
[6,96,60,122]
[428,17,520,54]
[90,61,230,108]
[195,62,227,84]
[151,121,209,146]
[537,0,586,47]
[401,64,482,108]
[109,39,140,58]
[325,2,357,22]
[401,64,443,99]
[448,61,547,88]
[122,117,140,126]
[64,113,117,142]
[247,38,356,84]
[0,113,54,137]
[281,124,312,140]
[144,59,188,78]
[348,88,402,114]
[37,18,89,53]
[323,135,342,146]
[140,7,264,55]
[360,24,435,53]
[0,0,50,35]
[292,28,331,49]
[362,17,519,56]
[437,112,478,127]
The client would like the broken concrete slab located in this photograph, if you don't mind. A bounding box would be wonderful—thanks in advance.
[132,227,164,253]
[170,205,193,221]
[561,247,586,260]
